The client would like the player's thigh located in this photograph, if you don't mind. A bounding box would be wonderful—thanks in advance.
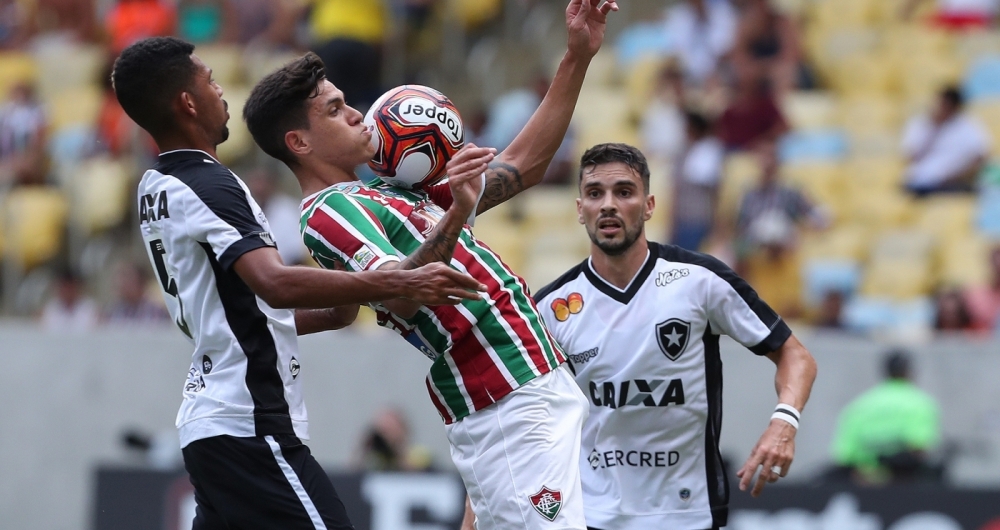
[182,434,354,530]
[448,367,588,530]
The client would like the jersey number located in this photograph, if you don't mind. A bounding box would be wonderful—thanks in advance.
[149,238,192,338]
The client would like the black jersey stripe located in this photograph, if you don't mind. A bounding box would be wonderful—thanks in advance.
[199,244,294,436]
[655,242,791,355]
[702,329,729,528]
[581,248,658,305]
[157,150,274,270]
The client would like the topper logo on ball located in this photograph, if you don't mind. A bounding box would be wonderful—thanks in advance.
[393,97,463,146]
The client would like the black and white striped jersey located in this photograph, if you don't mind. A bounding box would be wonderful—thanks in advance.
[535,242,791,530]
[137,149,307,448]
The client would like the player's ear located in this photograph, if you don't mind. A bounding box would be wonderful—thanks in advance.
[645,194,655,221]
[576,198,584,225]
[178,91,197,118]
[285,129,310,158]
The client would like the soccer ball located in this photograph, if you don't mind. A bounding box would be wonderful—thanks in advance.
[364,85,465,189]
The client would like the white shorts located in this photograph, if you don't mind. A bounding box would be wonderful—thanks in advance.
[446,365,590,530]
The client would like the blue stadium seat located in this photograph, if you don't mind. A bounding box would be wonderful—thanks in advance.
[964,55,1000,101]
[778,129,848,163]
[977,183,1000,236]
[803,258,861,306]
[614,22,672,67]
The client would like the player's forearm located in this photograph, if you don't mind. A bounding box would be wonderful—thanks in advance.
[478,52,590,213]
[266,267,409,309]
[768,335,817,411]
[398,207,468,271]
[294,306,360,335]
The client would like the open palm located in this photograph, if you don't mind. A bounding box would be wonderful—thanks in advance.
[565,0,618,59]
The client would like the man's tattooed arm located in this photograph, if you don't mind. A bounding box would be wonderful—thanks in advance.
[477,159,525,215]
[398,215,464,270]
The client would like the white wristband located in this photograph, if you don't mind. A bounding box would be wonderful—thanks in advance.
[771,403,801,430]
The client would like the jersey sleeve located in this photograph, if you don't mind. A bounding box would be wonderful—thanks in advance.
[700,254,792,355]
[178,169,275,270]
[302,193,401,272]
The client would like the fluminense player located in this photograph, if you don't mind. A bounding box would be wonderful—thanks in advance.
[241,1,618,528]
[534,143,818,530]
[113,36,482,529]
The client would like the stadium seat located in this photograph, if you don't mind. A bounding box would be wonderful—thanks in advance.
[2,186,69,270]
[955,31,1000,63]
[869,229,936,261]
[807,28,880,84]
[31,42,103,100]
[49,87,103,132]
[859,257,934,299]
[778,129,849,163]
[800,225,871,261]
[829,53,896,97]
[0,52,38,98]
[977,182,1000,236]
[913,196,977,240]
[716,153,762,226]
[520,186,580,230]
[614,22,672,68]
[67,156,133,236]
[781,161,844,218]
[968,98,1000,154]
[522,249,586,293]
[782,91,838,131]
[842,295,935,333]
[843,156,906,193]
[964,55,1000,101]
[938,234,991,287]
[837,96,901,136]
[624,55,667,119]
[810,0,874,30]
[803,258,862,306]
[846,188,915,231]
[469,218,527,274]
[192,44,244,86]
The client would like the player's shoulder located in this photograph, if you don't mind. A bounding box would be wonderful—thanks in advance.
[151,150,244,200]
[534,258,589,303]
[650,242,739,283]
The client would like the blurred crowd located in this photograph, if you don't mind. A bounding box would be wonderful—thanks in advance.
[2,0,1000,338]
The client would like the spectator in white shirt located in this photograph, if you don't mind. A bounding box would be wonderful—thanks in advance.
[901,86,990,197]
[40,269,99,332]
[671,110,724,251]
[665,0,738,88]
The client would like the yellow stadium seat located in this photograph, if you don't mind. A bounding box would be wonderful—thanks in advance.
[896,53,963,103]
[783,91,838,131]
[2,186,69,269]
[470,215,528,273]
[830,53,897,97]
[451,0,503,30]
[938,234,992,287]
[742,248,804,316]
[870,229,936,261]
[781,161,844,220]
[955,30,1000,62]
[837,96,902,136]
[68,156,133,236]
[800,224,871,261]
[848,188,915,230]
[881,26,954,60]
[717,153,761,224]
[49,87,103,132]
[32,42,103,100]
[193,44,244,86]
[244,50,302,85]
[624,55,667,119]
[811,0,874,30]
[860,257,934,299]
[913,196,977,240]
[0,52,38,99]
[523,249,587,293]
[807,28,880,84]
[843,156,906,192]
[869,0,919,24]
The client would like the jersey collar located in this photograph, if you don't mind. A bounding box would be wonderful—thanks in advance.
[583,243,657,304]
[157,149,220,165]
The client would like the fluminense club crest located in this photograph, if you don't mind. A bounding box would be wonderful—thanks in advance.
[528,486,562,521]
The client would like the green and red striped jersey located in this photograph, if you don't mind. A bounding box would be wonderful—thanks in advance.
[299,178,566,423]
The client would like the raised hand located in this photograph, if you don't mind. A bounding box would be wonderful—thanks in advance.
[565,0,619,59]
[402,262,486,305]
[447,143,495,216]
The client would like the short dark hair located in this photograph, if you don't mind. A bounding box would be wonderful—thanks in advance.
[579,143,651,192]
[884,350,911,380]
[941,85,965,109]
[243,53,327,165]
[112,37,198,136]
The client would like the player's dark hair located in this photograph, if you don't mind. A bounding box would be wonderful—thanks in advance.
[112,37,198,137]
[940,85,965,110]
[884,350,911,380]
[579,143,651,193]
[243,52,327,165]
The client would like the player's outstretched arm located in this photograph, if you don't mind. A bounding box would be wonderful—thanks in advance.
[294,306,361,335]
[736,334,818,497]
[233,246,486,309]
[476,0,618,215]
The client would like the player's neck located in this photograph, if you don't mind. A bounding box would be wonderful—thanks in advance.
[154,135,219,160]
[296,160,360,197]
[590,236,649,290]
